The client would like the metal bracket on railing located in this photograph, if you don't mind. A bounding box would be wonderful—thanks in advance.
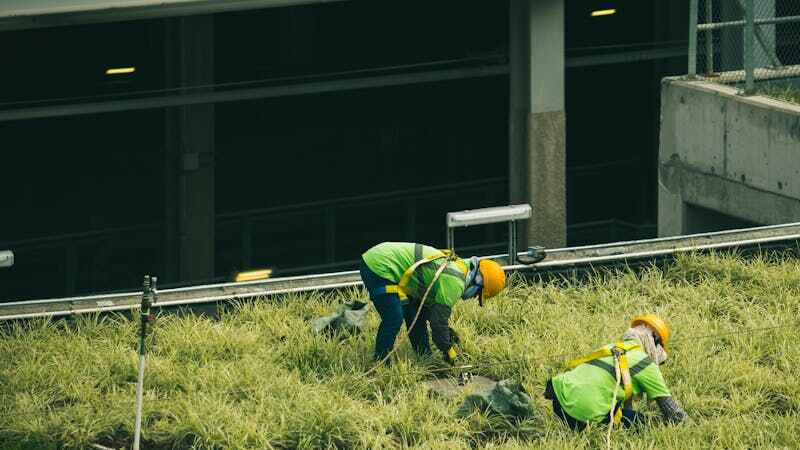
[446,204,532,264]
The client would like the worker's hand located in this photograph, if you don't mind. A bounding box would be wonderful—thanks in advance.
[448,327,462,345]
[444,346,458,366]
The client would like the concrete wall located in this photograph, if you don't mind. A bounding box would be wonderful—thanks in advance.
[659,79,800,236]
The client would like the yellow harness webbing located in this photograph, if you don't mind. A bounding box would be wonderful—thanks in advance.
[567,341,640,426]
[386,250,466,300]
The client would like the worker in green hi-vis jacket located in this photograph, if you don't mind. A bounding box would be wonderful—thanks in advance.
[544,315,687,430]
[360,242,506,364]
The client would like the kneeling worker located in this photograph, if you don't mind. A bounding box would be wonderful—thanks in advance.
[360,242,506,365]
[544,315,687,430]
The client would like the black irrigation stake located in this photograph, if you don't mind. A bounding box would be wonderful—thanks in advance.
[133,275,157,450]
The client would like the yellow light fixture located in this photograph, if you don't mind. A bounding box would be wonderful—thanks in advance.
[591,9,617,17]
[105,67,136,75]
[234,269,273,282]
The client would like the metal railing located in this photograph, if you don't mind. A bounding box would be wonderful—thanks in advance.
[3,221,798,320]
[688,0,800,94]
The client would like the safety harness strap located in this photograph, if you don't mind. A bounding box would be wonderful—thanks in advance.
[397,252,450,296]
[376,249,466,301]
[567,348,613,368]
[617,350,634,405]
[566,342,638,367]
[567,341,640,426]
[370,285,405,298]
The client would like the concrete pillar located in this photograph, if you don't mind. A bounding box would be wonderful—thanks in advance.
[164,16,215,283]
[509,0,567,248]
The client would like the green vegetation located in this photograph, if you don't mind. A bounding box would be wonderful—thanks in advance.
[758,83,800,104]
[2,253,800,449]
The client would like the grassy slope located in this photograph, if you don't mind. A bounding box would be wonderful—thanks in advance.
[2,253,800,449]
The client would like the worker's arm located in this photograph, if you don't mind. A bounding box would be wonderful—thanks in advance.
[427,303,456,363]
[634,360,687,423]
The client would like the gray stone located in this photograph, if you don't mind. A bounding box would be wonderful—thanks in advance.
[447,378,535,420]
[425,375,498,399]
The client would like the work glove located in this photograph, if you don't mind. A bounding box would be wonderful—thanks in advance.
[444,346,458,366]
[448,327,462,346]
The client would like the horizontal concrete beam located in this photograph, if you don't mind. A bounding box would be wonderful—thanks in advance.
[566,46,687,68]
[0,64,508,122]
[0,0,347,31]
[660,161,800,226]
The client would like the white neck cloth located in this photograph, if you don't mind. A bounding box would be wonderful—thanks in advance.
[622,324,667,365]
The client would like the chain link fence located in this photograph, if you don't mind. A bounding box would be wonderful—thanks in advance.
[689,0,800,94]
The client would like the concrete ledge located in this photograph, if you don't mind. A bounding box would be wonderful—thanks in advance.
[663,77,800,113]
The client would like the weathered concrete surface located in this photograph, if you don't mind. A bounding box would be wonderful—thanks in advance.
[528,110,567,247]
[659,79,800,236]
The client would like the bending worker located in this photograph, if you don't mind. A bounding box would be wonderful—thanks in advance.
[544,315,687,430]
[360,242,505,365]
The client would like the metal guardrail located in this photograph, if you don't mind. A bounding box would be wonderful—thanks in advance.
[2,222,799,321]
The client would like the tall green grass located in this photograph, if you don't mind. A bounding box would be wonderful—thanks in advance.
[2,252,799,449]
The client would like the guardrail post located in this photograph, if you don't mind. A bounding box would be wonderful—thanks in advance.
[446,226,455,252]
[743,0,756,94]
[689,0,699,78]
[508,220,518,264]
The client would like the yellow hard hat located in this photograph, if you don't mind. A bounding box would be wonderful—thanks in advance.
[631,314,670,351]
[478,259,506,306]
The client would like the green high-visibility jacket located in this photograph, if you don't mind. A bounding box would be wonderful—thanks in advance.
[362,242,469,307]
[362,242,471,356]
[552,339,672,423]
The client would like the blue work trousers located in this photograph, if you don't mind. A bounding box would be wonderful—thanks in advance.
[359,259,431,361]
